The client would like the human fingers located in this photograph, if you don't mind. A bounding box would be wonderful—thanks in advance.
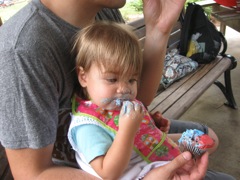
[142,0,186,33]
[150,111,162,128]
[159,117,170,133]
[120,101,133,116]
[119,101,135,129]
[176,152,209,179]
[143,152,192,180]
[132,101,143,112]
[131,102,144,125]
[195,152,209,176]
[151,111,170,132]
[119,101,142,133]
[164,151,192,175]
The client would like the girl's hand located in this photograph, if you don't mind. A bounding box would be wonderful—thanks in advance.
[151,111,170,133]
[119,101,144,135]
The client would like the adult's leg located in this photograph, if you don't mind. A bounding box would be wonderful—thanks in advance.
[205,170,236,180]
[169,119,208,134]
[169,120,235,180]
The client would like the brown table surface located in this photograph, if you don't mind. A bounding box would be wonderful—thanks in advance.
[211,5,240,33]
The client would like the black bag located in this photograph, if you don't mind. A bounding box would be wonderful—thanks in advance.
[179,3,227,64]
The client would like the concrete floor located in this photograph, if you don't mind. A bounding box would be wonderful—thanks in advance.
[181,27,240,179]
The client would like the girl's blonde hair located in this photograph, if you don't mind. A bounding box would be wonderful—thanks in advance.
[73,21,143,80]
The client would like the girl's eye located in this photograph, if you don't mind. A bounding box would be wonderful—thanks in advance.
[106,78,117,83]
[129,79,137,84]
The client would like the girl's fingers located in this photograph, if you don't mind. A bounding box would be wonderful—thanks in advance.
[133,101,142,112]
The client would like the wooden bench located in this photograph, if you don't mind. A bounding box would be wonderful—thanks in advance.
[129,17,238,120]
[0,14,238,180]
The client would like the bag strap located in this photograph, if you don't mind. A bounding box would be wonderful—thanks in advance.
[179,3,198,56]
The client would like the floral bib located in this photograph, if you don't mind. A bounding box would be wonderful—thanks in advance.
[72,97,180,163]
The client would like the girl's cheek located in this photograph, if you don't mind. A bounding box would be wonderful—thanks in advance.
[101,98,114,105]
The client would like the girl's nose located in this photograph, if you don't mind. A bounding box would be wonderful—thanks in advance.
[117,82,131,94]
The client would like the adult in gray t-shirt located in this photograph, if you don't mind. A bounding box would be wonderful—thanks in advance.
[0,0,125,178]
[0,0,124,151]
[0,0,235,180]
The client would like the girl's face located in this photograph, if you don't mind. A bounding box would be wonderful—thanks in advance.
[78,63,138,110]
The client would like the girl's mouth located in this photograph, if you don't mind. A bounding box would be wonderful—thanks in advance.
[115,98,129,107]
[101,97,131,110]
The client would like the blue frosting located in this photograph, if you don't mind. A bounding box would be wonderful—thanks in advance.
[178,129,204,144]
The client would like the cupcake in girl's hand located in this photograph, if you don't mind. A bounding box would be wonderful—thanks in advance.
[178,129,215,158]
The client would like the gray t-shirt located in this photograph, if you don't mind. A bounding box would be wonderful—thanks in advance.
[0,0,124,150]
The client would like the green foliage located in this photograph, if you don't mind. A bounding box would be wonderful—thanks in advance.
[203,6,213,19]
[186,0,202,4]
[185,0,202,8]
[185,0,212,19]
[120,0,212,22]
[119,0,143,22]
[129,0,143,12]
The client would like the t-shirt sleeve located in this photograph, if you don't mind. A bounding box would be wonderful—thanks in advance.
[0,48,59,149]
[71,124,113,163]
[0,14,77,149]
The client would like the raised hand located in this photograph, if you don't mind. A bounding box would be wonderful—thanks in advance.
[142,0,186,34]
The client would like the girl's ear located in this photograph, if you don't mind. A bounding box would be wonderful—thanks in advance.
[77,66,87,87]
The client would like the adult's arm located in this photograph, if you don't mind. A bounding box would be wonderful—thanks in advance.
[137,0,186,106]
[6,144,100,180]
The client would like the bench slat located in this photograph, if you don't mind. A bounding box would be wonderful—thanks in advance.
[128,18,145,29]
[130,20,183,50]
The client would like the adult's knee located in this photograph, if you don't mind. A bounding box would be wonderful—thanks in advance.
[207,127,219,154]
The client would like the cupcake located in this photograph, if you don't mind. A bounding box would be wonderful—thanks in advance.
[178,129,215,157]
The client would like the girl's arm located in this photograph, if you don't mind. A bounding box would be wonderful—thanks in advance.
[90,102,143,180]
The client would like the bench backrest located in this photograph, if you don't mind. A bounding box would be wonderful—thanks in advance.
[128,17,182,52]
